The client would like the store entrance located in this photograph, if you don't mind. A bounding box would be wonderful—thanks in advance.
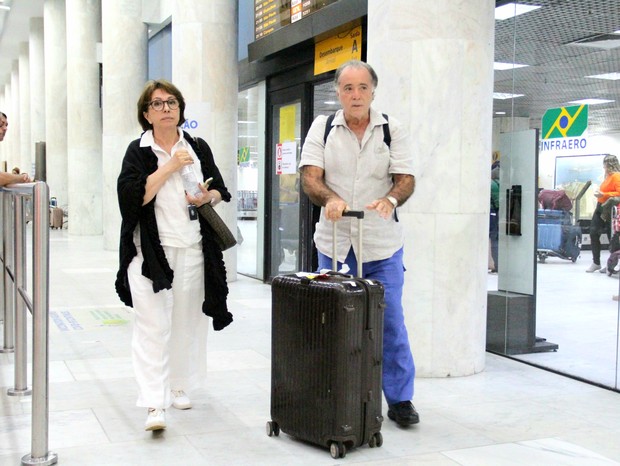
[264,73,340,281]
[266,85,304,279]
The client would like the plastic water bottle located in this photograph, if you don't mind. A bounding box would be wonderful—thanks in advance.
[180,165,202,197]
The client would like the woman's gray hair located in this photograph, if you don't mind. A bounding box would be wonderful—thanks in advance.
[333,60,378,90]
[603,154,620,173]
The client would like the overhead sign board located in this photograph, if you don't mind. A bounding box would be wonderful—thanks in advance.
[314,26,362,75]
[255,0,339,40]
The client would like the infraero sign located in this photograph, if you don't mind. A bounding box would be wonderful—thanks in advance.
[540,104,589,153]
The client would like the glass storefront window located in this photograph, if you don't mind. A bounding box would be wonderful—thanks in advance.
[491,0,620,390]
[237,82,266,278]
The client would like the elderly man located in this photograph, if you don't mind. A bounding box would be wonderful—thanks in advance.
[299,60,419,427]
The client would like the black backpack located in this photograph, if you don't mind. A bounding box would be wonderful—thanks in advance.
[323,113,391,147]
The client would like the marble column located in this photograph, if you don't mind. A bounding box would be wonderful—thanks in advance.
[368,0,496,377]
[101,0,146,250]
[29,18,46,178]
[172,0,238,279]
[66,0,102,235]
[18,43,31,174]
[44,0,68,206]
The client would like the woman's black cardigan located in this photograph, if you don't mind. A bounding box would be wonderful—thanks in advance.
[115,131,233,330]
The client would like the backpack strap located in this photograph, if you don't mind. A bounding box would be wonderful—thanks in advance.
[381,113,391,148]
[323,113,336,146]
[323,112,391,148]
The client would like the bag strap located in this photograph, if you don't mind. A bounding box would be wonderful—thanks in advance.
[381,113,391,147]
[323,113,336,145]
[323,113,391,148]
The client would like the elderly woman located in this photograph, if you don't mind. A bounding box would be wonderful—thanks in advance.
[115,79,233,431]
[586,154,620,273]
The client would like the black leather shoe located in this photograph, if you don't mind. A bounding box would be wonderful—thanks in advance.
[387,401,420,426]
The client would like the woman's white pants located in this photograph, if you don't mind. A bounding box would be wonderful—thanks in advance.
[127,245,208,409]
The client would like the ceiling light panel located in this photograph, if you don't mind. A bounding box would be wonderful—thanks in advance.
[493,92,525,99]
[495,3,541,21]
[586,72,620,81]
[494,62,529,70]
[569,98,615,105]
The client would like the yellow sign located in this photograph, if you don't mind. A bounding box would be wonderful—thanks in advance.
[279,104,297,142]
[314,26,362,75]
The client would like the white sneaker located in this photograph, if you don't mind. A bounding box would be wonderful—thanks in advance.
[145,408,166,431]
[599,266,608,274]
[586,263,601,273]
[171,389,192,410]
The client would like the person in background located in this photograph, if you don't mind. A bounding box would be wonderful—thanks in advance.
[299,60,419,427]
[115,79,233,432]
[0,170,29,187]
[586,154,620,273]
[0,112,30,186]
[0,111,7,142]
[489,166,500,273]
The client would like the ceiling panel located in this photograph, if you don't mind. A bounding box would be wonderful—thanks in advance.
[493,0,620,135]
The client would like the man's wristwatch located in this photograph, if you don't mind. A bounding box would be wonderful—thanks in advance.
[386,195,398,208]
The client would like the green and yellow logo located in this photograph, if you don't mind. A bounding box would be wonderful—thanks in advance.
[238,146,250,165]
[541,105,588,139]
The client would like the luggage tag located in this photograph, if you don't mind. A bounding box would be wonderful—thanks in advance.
[295,272,330,280]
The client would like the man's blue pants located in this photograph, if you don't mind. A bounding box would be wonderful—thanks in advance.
[318,247,415,404]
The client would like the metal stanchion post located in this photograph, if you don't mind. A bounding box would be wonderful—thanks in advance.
[1,193,15,354]
[21,182,57,466]
[8,195,31,396]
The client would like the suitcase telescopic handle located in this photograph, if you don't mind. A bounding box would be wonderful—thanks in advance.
[332,210,364,277]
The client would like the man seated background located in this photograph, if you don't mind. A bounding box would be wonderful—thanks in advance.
[0,111,31,186]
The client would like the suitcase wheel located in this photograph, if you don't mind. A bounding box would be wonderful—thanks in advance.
[329,441,346,459]
[266,420,279,437]
[368,432,383,448]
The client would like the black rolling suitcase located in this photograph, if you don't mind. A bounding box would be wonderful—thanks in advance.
[267,211,385,459]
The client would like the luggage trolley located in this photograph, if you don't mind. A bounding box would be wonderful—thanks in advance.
[536,209,581,263]
[536,187,585,263]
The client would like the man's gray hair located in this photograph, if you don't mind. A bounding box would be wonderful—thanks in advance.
[334,60,378,90]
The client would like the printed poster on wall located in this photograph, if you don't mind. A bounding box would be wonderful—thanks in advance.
[275,141,297,175]
[183,102,211,141]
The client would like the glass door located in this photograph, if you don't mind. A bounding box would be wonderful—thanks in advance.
[237,83,266,279]
[264,76,347,281]
[267,85,303,279]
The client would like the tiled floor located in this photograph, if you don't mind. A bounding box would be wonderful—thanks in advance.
[1,230,620,465]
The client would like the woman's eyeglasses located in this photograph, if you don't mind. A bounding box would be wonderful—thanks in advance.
[147,98,179,111]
